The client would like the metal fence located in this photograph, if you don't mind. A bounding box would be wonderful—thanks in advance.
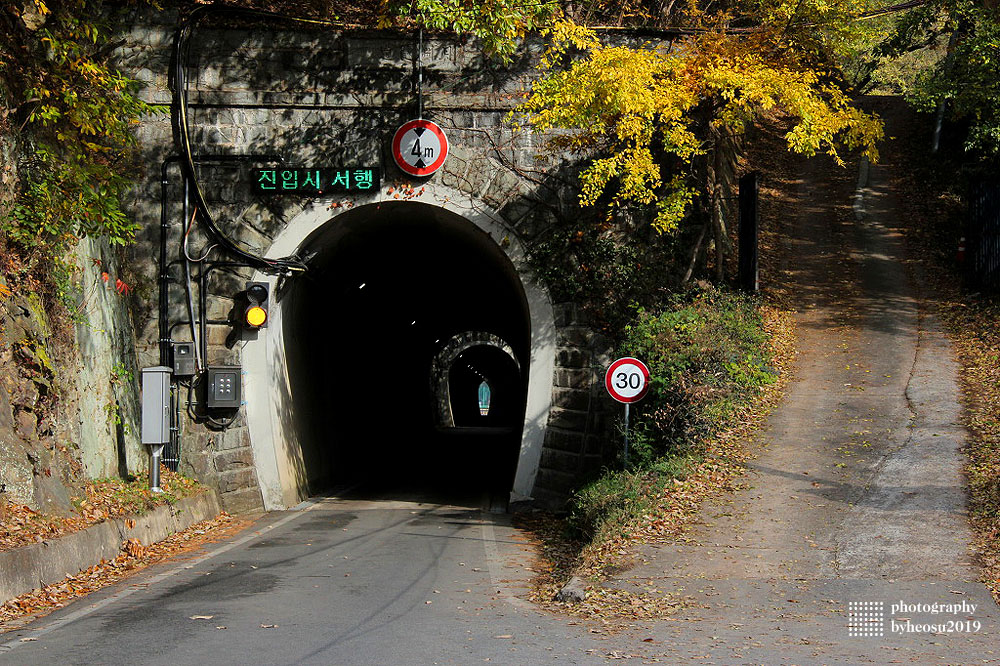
[969,180,1000,290]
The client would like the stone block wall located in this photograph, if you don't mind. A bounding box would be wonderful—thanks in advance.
[531,303,617,508]
[117,10,618,510]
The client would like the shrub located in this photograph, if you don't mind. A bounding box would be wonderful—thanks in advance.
[570,286,777,540]
[1,2,160,277]
[617,286,776,467]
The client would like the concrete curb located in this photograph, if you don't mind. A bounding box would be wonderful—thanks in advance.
[0,491,221,605]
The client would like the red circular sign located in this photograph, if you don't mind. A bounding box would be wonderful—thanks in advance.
[605,357,651,403]
[392,119,449,177]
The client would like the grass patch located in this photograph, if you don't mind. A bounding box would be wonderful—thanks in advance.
[571,455,696,541]
[76,470,203,519]
[516,294,796,620]
[571,288,782,543]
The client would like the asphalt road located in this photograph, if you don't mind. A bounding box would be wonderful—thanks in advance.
[0,493,615,665]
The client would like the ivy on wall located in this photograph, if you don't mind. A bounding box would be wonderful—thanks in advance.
[1,0,159,278]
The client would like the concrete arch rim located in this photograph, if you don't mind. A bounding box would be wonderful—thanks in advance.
[241,182,556,510]
[432,330,520,427]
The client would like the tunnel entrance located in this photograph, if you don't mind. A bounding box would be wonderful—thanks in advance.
[282,202,531,500]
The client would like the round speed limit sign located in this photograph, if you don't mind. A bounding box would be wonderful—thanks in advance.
[605,357,651,403]
[391,119,449,177]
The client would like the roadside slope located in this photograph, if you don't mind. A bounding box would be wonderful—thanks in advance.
[600,143,1000,662]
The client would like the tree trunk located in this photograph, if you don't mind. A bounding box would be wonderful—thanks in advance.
[933,27,963,153]
[707,127,729,282]
[706,127,742,283]
[684,217,710,283]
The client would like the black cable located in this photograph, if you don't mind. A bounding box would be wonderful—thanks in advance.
[158,156,182,367]
[180,177,204,372]
[185,378,199,423]
[207,414,238,429]
[166,382,180,471]
[172,6,312,274]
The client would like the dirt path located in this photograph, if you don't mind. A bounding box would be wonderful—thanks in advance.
[601,145,1000,662]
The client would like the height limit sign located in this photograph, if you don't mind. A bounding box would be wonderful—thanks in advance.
[392,119,448,177]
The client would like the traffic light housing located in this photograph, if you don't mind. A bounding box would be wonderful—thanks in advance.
[243,282,269,329]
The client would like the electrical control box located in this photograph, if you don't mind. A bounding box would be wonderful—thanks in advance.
[206,366,241,409]
[171,342,196,377]
[141,366,172,445]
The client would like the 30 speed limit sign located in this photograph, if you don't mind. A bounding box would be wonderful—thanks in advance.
[605,357,651,403]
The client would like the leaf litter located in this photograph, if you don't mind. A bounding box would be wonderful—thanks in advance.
[0,470,203,553]
[0,512,249,631]
[514,304,796,629]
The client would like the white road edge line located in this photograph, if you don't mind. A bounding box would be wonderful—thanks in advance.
[0,497,327,652]
[479,501,534,612]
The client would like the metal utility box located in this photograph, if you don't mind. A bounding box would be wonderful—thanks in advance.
[141,366,172,445]
[171,341,196,377]
[206,366,241,409]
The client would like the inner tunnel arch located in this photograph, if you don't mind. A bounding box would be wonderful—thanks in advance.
[242,186,556,510]
[431,331,520,427]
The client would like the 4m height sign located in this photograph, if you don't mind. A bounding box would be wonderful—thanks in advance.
[391,119,449,177]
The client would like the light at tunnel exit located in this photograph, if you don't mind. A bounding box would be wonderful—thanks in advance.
[478,381,491,416]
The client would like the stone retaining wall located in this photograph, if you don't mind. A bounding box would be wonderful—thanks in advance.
[0,491,222,605]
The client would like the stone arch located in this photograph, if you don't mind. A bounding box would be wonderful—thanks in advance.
[431,331,521,427]
[239,182,556,509]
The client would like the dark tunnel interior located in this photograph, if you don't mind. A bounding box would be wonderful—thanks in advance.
[282,202,530,501]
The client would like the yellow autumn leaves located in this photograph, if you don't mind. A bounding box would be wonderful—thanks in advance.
[518,17,885,233]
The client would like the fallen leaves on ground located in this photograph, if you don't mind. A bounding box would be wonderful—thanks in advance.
[875,97,1000,603]
[0,470,203,553]
[515,303,797,627]
[0,512,249,631]
[0,504,92,552]
[947,303,1000,602]
[938,295,1000,603]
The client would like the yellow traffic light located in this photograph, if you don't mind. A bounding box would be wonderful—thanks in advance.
[245,305,267,328]
[242,282,269,330]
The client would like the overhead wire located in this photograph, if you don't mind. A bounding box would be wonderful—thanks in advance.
[587,0,931,33]
[182,206,217,263]
[417,25,423,119]
[172,5,316,274]
[181,223,204,373]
